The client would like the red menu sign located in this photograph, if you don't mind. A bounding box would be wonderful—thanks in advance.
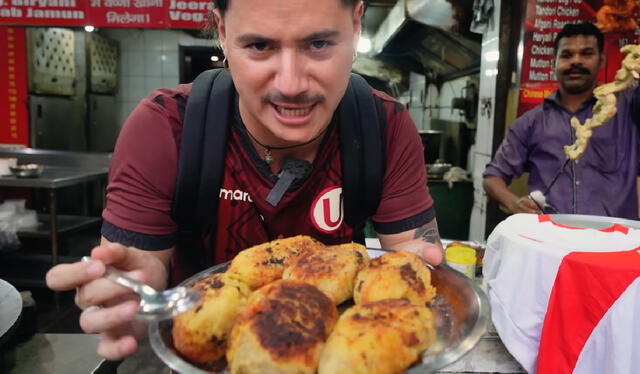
[518,0,639,115]
[0,26,29,146]
[0,0,213,29]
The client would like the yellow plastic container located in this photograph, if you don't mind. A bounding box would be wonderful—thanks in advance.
[445,245,477,278]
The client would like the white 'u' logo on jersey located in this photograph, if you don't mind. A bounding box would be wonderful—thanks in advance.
[310,186,343,233]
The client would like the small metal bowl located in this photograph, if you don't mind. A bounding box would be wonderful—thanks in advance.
[426,161,452,179]
[9,164,44,178]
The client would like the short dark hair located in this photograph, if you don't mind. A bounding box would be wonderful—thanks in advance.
[205,0,362,39]
[554,22,604,55]
[214,0,360,16]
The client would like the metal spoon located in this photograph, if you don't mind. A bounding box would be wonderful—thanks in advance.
[81,256,201,321]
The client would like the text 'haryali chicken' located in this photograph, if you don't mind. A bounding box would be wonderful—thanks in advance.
[171,236,438,374]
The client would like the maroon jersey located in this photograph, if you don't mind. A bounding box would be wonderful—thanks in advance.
[211,118,351,265]
[102,84,435,278]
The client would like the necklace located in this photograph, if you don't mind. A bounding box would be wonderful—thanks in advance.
[245,127,326,164]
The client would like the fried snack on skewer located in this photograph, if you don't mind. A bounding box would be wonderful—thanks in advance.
[282,242,370,304]
[172,273,252,363]
[226,280,339,374]
[564,44,640,160]
[353,251,437,307]
[318,298,436,374]
[227,235,324,290]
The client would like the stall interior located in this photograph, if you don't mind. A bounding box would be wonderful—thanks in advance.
[0,0,486,349]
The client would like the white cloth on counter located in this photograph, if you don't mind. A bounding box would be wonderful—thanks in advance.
[483,214,640,374]
[442,167,470,189]
[572,277,640,374]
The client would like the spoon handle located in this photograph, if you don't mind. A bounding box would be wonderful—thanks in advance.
[81,256,157,296]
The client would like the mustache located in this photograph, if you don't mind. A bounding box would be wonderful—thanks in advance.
[563,66,590,75]
[262,92,325,106]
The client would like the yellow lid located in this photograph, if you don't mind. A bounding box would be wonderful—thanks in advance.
[445,246,476,265]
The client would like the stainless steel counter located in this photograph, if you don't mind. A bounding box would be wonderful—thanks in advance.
[6,331,523,374]
[0,166,107,189]
[0,166,107,270]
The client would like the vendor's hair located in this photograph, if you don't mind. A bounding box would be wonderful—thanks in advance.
[205,0,362,38]
[553,22,604,55]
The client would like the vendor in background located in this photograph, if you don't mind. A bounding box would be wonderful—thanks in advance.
[483,22,640,219]
[45,0,443,361]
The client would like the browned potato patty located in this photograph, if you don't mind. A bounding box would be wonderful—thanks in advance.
[227,235,324,290]
[227,280,339,374]
[282,242,370,304]
[172,273,251,363]
[318,298,436,374]
[354,251,436,307]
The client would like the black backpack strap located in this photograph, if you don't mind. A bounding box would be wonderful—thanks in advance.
[339,73,386,243]
[171,69,234,279]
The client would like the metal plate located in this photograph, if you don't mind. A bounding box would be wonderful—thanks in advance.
[548,214,640,230]
[0,278,22,340]
[149,250,490,374]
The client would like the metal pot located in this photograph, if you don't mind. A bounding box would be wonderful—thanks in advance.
[426,160,452,179]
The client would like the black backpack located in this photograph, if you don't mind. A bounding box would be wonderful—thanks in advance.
[171,69,386,276]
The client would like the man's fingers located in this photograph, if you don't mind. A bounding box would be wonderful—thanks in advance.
[46,260,105,291]
[524,197,543,213]
[422,245,444,266]
[91,243,163,274]
[75,271,145,309]
[90,243,130,267]
[97,335,138,361]
[79,301,138,334]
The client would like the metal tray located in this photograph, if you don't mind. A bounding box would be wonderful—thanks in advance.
[547,214,640,230]
[149,250,490,374]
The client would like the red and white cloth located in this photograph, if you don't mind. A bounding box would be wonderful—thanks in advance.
[483,214,640,374]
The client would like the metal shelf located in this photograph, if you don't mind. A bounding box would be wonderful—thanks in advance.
[17,214,101,239]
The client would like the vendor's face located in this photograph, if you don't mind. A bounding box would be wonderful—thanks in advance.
[215,0,363,146]
[553,35,604,95]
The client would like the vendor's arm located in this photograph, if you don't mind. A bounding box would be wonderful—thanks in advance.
[377,217,444,265]
[483,111,541,214]
[483,175,541,214]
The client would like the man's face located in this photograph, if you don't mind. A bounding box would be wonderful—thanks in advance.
[215,0,363,145]
[553,35,604,95]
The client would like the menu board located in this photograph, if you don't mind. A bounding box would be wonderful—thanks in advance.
[0,26,28,146]
[518,0,639,115]
[0,0,213,29]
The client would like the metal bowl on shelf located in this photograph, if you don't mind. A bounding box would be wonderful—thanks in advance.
[9,164,44,178]
[148,250,490,374]
[426,160,452,180]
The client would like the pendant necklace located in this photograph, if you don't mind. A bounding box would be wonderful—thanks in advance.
[245,128,327,165]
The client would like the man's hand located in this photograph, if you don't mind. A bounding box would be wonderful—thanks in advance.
[46,240,172,360]
[377,217,444,266]
[508,196,543,214]
[483,176,542,214]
